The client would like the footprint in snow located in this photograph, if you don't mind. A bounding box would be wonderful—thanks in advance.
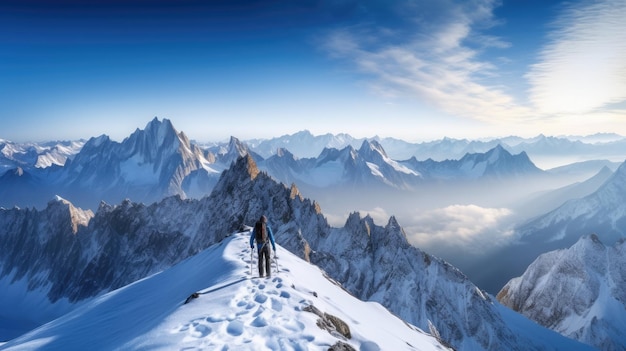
[251,316,268,327]
[254,293,268,304]
[226,320,244,336]
[270,297,283,312]
[206,315,225,323]
[175,319,212,339]
[253,306,265,318]
[189,324,212,339]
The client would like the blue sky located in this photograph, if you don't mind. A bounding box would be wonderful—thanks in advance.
[1,0,625,142]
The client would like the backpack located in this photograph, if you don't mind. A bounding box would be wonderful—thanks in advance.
[255,221,268,243]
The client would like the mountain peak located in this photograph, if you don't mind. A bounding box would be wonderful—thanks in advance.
[276,147,294,159]
[572,233,605,252]
[84,134,111,149]
[47,195,94,234]
[224,136,249,159]
[214,155,260,193]
[498,232,625,350]
[485,144,510,161]
[358,139,388,159]
[371,215,410,249]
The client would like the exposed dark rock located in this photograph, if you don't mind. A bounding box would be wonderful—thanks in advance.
[328,341,356,351]
[304,304,351,340]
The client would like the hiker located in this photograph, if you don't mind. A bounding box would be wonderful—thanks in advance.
[250,215,276,278]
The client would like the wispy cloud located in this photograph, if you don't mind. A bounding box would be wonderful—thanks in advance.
[405,204,515,254]
[527,0,626,115]
[324,0,532,124]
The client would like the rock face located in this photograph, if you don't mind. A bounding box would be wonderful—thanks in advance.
[0,156,593,350]
[497,234,626,350]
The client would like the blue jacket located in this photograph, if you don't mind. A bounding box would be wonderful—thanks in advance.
[250,223,276,251]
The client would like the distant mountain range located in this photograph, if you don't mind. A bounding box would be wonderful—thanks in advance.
[498,234,626,350]
[4,121,624,174]
[0,139,84,173]
[244,130,626,164]
[1,118,559,210]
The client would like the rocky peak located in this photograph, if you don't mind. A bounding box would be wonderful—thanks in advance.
[227,136,249,158]
[47,196,94,234]
[289,183,302,200]
[276,147,294,159]
[344,212,368,234]
[213,155,260,195]
[125,117,180,161]
[370,215,410,250]
[358,139,388,159]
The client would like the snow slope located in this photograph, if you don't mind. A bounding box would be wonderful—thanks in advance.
[0,231,448,351]
[498,234,626,351]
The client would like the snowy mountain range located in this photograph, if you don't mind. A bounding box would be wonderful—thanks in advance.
[0,139,84,173]
[0,155,593,351]
[0,118,223,209]
[241,130,626,169]
[255,139,545,193]
[497,234,626,350]
[0,118,553,210]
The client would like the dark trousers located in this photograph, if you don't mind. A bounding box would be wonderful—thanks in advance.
[258,244,271,277]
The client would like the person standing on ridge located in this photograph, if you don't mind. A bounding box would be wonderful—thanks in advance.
[250,215,276,278]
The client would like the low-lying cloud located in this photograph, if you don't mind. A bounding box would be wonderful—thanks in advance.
[404,204,515,255]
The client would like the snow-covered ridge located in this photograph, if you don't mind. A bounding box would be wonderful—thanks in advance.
[0,139,84,171]
[0,232,449,351]
[497,234,626,350]
[517,158,626,246]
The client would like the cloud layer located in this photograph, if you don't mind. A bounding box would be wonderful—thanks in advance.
[404,204,515,255]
